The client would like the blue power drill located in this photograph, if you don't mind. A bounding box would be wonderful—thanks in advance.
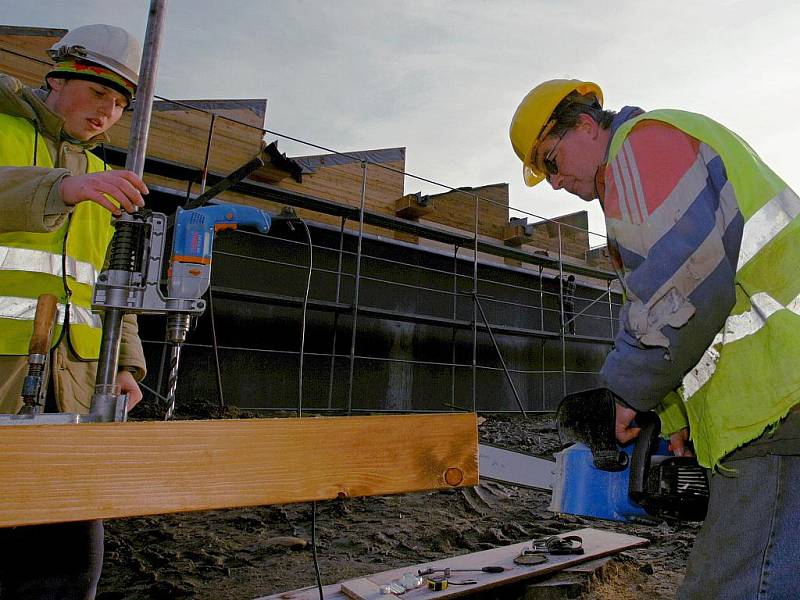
[163,203,271,419]
[168,203,271,301]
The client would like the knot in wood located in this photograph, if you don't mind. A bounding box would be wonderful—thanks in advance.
[444,467,464,486]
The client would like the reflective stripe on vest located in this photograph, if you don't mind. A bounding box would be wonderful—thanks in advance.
[738,186,800,270]
[0,246,99,287]
[683,290,800,398]
[0,295,102,328]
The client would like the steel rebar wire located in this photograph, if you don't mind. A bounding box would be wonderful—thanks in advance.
[207,289,226,409]
[471,192,479,413]
[558,223,567,397]
[159,340,569,375]
[230,226,616,293]
[607,280,616,338]
[6,42,622,418]
[1,45,614,247]
[327,217,347,409]
[198,116,227,410]
[473,295,527,417]
[215,236,620,315]
[451,245,459,411]
[257,124,613,243]
[200,114,216,193]
[538,266,546,410]
[346,162,368,414]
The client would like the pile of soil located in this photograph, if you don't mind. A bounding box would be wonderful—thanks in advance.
[98,413,700,599]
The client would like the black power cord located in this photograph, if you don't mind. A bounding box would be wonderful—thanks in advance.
[297,218,313,418]
[288,216,323,599]
[312,501,323,600]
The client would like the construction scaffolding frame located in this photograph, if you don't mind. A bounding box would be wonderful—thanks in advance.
[0,56,622,414]
[122,124,622,414]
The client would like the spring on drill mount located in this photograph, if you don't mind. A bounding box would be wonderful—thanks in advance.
[107,209,152,272]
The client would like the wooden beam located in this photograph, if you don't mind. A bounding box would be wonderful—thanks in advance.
[0,413,477,527]
[503,223,533,247]
[395,193,434,219]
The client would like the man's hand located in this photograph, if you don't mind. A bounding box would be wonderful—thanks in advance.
[614,402,641,444]
[60,171,148,216]
[668,428,694,457]
[116,369,143,411]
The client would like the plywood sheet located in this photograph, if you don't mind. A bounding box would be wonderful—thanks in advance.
[261,528,648,600]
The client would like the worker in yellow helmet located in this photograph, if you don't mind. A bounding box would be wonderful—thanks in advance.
[510,80,800,598]
[0,24,149,599]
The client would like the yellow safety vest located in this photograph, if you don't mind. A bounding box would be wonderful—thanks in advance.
[0,113,116,359]
[608,109,800,467]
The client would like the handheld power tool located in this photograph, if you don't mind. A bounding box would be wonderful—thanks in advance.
[1,198,272,426]
[163,203,271,418]
[553,388,709,522]
[478,388,709,522]
[93,202,271,420]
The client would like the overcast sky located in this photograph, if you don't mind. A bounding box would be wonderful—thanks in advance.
[5,1,800,244]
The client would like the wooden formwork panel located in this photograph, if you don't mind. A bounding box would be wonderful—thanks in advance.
[0,43,50,85]
[423,184,510,241]
[0,413,478,527]
[0,31,62,62]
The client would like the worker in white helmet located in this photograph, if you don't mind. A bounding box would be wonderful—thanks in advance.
[510,80,800,598]
[0,24,149,599]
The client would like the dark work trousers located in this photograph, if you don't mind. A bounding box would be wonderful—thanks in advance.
[678,453,800,599]
[0,519,104,600]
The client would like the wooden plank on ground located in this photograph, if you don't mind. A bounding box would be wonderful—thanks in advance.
[0,413,477,527]
[260,528,647,600]
[340,578,388,600]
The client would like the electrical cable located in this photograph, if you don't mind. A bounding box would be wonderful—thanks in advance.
[136,379,171,404]
[296,218,313,418]
[286,216,323,596]
[311,500,323,600]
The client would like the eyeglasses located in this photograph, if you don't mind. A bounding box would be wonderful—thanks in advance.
[540,131,566,179]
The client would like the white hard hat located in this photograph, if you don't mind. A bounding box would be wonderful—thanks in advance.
[48,24,141,89]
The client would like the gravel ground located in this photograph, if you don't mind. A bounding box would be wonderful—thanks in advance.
[98,413,700,599]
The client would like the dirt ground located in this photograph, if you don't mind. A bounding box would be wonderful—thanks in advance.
[97,413,700,600]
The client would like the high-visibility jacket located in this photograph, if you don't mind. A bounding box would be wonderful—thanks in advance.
[607,109,800,467]
[0,113,116,359]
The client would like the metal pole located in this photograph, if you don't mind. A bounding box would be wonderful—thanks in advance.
[126,0,167,178]
[451,245,459,411]
[327,216,347,409]
[94,0,168,394]
[346,162,368,414]
[557,223,566,397]
[607,280,615,339]
[538,265,545,410]
[471,193,479,413]
[207,289,226,410]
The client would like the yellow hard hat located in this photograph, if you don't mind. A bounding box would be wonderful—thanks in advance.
[509,79,603,187]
